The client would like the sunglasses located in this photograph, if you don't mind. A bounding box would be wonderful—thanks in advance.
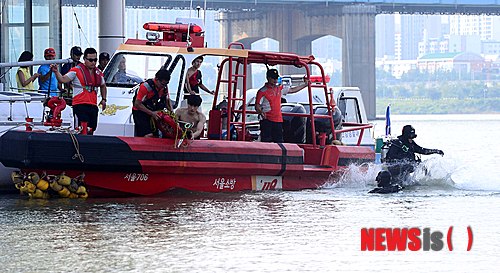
[86,58,98,62]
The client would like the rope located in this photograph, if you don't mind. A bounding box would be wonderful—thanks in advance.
[69,129,84,163]
[0,123,28,134]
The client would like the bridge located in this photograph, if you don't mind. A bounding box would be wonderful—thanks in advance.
[64,0,499,118]
[30,0,500,119]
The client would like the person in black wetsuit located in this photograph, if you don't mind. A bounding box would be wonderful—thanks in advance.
[369,170,402,194]
[384,125,444,183]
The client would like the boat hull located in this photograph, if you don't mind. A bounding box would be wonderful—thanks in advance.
[0,131,374,197]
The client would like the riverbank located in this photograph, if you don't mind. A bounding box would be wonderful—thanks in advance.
[376,98,500,115]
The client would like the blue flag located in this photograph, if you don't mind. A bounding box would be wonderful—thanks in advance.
[385,104,391,136]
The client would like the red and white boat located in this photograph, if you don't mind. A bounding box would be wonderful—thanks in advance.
[0,21,374,198]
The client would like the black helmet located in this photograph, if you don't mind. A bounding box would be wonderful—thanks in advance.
[376,170,392,187]
[402,125,417,139]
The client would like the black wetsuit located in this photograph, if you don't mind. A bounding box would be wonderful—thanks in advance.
[385,135,439,182]
[369,184,403,194]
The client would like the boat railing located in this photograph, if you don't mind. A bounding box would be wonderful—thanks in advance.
[229,108,372,146]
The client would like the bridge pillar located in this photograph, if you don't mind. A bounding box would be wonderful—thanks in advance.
[342,5,377,120]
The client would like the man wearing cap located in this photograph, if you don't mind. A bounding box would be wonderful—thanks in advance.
[385,125,444,182]
[37,47,62,97]
[61,46,83,75]
[98,52,110,71]
[255,68,309,143]
[51,47,107,135]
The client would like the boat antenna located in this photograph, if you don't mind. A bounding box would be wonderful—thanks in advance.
[70,1,90,47]
[203,0,207,26]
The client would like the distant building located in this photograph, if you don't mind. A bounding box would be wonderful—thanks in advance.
[417,52,484,74]
[376,59,417,79]
[376,14,395,60]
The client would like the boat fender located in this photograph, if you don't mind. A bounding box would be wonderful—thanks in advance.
[29,189,45,199]
[23,181,37,194]
[36,179,49,191]
[50,180,63,192]
[76,186,87,195]
[28,172,40,184]
[68,193,79,199]
[58,174,71,186]
[11,171,24,185]
[79,192,89,199]
[58,187,71,198]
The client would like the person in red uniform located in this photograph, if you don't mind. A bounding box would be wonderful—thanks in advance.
[51,47,107,134]
[132,69,173,137]
[184,55,214,98]
[255,69,309,143]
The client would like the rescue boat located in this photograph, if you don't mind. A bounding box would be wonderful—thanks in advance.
[0,20,374,198]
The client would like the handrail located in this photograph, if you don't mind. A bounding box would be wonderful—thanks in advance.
[0,58,74,68]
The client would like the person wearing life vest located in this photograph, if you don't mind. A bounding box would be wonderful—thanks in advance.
[385,125,444,182]
[184,56,214,98]
[51,47,107,135]
[132,69,173,137]
[255,68,309,143]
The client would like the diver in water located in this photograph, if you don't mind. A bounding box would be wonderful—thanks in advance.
[369,170,403,194]
[384,125,444,183]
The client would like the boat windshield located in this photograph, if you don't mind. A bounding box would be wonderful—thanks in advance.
[104,52,178,88]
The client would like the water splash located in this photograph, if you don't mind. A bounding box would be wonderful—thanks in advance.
[322,156,470,191]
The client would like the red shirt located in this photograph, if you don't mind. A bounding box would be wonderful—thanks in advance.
[132,80,168,111]
[256,83,284,122]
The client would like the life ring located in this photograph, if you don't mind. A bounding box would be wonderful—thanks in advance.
[155,112,183,139]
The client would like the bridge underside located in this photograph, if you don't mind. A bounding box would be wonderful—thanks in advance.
[218,5,377,119]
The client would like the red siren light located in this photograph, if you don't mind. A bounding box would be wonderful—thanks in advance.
[309,75,331,83]
[143,22,203,33]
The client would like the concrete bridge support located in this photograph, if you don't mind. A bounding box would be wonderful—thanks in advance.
[217,4,377,119]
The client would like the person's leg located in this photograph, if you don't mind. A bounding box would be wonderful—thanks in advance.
[259,119,272,142]
[272,121,284,143]
[73,104,91,132]
[132,110,153,137]
[88,105,99,135]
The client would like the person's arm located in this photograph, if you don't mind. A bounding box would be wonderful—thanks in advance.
[134,86,159,120]
[254,91,266,119]
[38,66,53,82]
[192,114,206,139]
[99,83,107,111]
[165,92,173,112]
[50,64,72,84]
[17,70,39,87]
[288,79,310,94]
[413,142,444,156]
[199,83,214,95]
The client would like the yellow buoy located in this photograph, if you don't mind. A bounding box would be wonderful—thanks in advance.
[76,186,87,195]
[50,181,63,192]
[25,181,36,193]
[79,192,89,199]
[30,189,45,199]
[36,179,49,191]
[28,172,40,184]
[69,193,79,199]
[58,174,71,186]
[11,171,24,184]
[58,187,71,197]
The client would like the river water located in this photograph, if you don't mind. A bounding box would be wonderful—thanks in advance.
[1,114,499,272]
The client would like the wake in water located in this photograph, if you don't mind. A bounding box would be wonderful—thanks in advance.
[323,156,460,191]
